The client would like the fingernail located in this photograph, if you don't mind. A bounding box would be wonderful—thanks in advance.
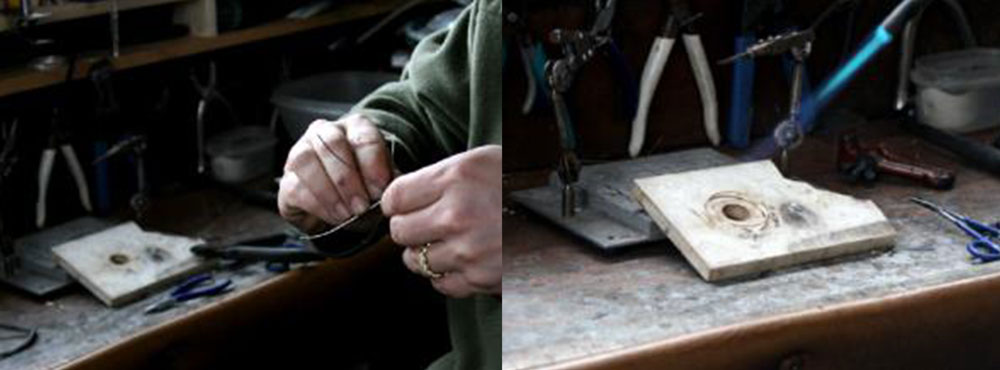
[335,204,351,220]
[351,197,368,215]
[368,185,383,199]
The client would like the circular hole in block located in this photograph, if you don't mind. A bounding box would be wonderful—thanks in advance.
[723,204,751,221]
[109,253,130,265]
[705,191,774,233]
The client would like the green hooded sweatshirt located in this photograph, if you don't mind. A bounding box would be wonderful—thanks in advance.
[351,0,501,369]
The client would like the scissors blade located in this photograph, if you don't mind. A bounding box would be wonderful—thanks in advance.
[144,298,178,315]
[910,197,950,215]
[910,197,970,226]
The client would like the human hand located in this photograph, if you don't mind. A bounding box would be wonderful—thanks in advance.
[278,114,394,232]
[382,145,502,298]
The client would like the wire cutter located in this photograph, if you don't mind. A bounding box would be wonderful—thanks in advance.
[629,0,719,157]
[911,197,1000,263]
[36,113,92,228]
[144,273,233,314]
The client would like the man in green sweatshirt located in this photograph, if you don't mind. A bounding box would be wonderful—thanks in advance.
[276,0,501,369]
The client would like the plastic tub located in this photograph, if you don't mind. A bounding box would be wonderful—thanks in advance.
[911,48,1000,133]
[206,126,278,184]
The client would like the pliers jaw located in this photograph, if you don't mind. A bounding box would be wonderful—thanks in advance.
[664,0,703,36]
[590,0,617,37]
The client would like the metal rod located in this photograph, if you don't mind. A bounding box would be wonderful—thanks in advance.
[111,0,120,58]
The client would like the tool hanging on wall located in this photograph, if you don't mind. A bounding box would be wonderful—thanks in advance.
[1,119,19,279]
[191,60,240,175]
[89,59,121,215]
[726,0,780,149]
[837,133,955,190]
[37,53,93,229]
[36,113,93,228]
[93,135,149,221]
[546,0,636,218]
[505,9,551,115]
[629,0,719,157]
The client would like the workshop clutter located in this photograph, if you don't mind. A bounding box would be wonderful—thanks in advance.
[507,0,1000,281]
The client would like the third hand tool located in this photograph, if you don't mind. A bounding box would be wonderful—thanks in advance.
[144,273,232,314]
[546,0,635,218]
[629,0,719,157]
[720,0,856,172]
[911,197,1000,263]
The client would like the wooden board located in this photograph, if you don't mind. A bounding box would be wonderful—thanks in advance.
[52,222,209,307]
[634,160,897,281]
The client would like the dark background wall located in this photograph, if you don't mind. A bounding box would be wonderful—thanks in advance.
[502,0,1000,172]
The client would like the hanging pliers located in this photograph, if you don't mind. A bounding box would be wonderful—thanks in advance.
[36,112,92,228]
[629,0,720,157]
[0,120,18,181]
[505,8,551,116]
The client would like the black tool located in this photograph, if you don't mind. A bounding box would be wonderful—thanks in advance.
[902,117,1000,176]
[0,322,37,359]
[192,202,389,264]
[0,120,18,278]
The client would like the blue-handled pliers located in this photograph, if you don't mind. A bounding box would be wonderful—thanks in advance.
[144,273,232,314]
[505,10,552,115]
[911,197,1000,263]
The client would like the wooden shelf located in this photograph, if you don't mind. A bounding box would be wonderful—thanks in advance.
[0,0,195,32]
[38,0,191,25]
[0,0,404,99]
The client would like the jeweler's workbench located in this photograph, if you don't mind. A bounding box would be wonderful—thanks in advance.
[0,188,436,370]
[503,125,1000,370]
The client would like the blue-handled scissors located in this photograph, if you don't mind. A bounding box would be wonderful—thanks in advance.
[144,273,232,314]
[911,197,1000,262]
